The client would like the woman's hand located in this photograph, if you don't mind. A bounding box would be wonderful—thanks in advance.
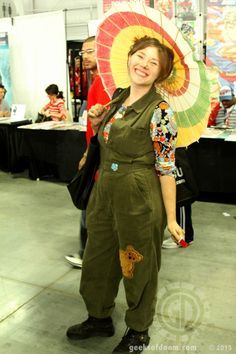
[4,111,10,117]
[78,155,86,170]
[167,221,185,244]
[0,111,10,117]
[88,104,107,132]
[78,149,88,170]
[45,109,51,117]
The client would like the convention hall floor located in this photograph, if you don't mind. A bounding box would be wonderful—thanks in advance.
[0,170,235,354]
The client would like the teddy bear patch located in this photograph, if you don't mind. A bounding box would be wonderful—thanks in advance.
[119,245,143,279]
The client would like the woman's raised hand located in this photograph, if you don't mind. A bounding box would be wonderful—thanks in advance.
[88,104,107,132]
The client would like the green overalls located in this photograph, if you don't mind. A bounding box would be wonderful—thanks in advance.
[80,86,167,332]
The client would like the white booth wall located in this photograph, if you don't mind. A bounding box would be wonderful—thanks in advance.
[7,0,99,40]
[8,11,67,119]
[0,1,99,119]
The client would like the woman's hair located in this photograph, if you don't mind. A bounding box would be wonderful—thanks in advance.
[128,36,174,83]
[0,83,7,96]
[45,84,64,99]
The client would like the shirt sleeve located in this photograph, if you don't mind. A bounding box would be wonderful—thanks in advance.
[2,99,10,111]
[150,101,177,177]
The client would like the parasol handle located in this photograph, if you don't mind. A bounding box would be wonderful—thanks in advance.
[104,101,111,108]
[103,95,123,108]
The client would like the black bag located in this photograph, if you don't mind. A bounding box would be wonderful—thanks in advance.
[35,113,52,123]
[67,134,100,210]
[175,148,199,206]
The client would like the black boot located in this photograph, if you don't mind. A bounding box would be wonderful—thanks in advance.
[112,328,150,353]
[66,316,115,340]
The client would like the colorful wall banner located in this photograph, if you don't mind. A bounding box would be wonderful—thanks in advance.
[103,0,150,13]
[206,1,236,91]
[174,0,201,53]
[153,0,174,19]
[0,32,12,105]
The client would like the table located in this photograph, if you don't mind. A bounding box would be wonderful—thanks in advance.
[19,124,86,182]
[187,132,236,200]
[4,121,235,198]
[0,119,32,172]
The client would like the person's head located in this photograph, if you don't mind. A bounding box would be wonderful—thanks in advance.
[0,84,7,101]
[79,36,97,72]
[219,85,235,109]
[127,36,174,87]
[45,84,64,100]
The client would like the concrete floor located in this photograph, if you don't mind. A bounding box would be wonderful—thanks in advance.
[0,170,235,354]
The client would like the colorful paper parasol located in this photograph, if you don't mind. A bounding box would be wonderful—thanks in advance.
[95,1,211,147]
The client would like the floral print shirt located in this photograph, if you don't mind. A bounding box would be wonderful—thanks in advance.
[103,101,177,177]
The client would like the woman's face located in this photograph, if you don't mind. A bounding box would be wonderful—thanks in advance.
[128,46,160,88]
[47,93,56,101]
[0,88,5,101]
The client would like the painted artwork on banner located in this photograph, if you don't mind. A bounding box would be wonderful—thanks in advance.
[173,0,203,60]
[175,0,197,21]
[206,1,236,92]
[0,32,12,105]
[103,0,150,13]
[174,0,198,44]
[153,0,174,19]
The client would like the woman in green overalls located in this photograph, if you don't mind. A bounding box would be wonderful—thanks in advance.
[67,36,184,353]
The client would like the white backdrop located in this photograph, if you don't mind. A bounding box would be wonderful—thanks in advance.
[7,10,67,119]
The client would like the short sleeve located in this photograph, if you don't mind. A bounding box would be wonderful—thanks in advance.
[2,100,10,111]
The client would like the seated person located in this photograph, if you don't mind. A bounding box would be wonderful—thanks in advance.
[40,84,66,121]
[215,86,236,128]
[0,84,10,118]
[208,98,220,127]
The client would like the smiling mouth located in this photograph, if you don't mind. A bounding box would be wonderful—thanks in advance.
[134,68,148,78]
